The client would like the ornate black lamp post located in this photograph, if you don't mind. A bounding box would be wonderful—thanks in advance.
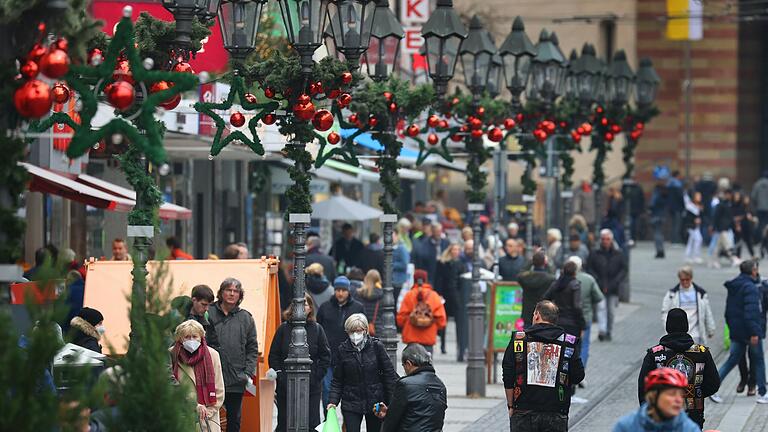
[324,0,377,69]
[420,0,466,100]
[458,14,497,397]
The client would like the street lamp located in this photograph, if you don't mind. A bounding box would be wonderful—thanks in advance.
[573,43,602,107]
[420,0,467,99]
[635,57,660,109]
[277,0,331,73]
[487,54,503,98]
[459,15,496,98]
[163,0,223,50]
[218,0,267,62]
[361,0,404,82]
[606,49,635,107]
[324,0,377,70]
[498,16,536,110]
[528,29,567,105]
[565,49,580,100]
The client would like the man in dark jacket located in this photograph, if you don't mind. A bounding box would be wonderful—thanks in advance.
[316,276,365,407]
[207,277,259,432]
[710,260,768,403]
[305,235,337,282]
[358,233,385,275]
[381,343,447,432]
[499,238,526,281]
[517,251,555,327]
[638,309,720,429]
[412,222,448,285]
[649,179,669,258]
[587,229,627,341]
[543,261,585,337]
[331,223,365,274]
[709,189,739,268]
[502,300,585,431]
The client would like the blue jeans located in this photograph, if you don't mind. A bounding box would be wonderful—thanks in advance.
[718,339,766,396]
[581,325,592,369]
[322,366,334,408]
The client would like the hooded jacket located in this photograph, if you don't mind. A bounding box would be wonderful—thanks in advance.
[543,276,586,334]
[70,316,102,353]
[397,282,447,346]
[306,273,333,308]
[661,283,716,345]
[207,301,259,393]
[381,365,447,432]
[517,269,555,327]
[316,295,365,362]
[613,404,701,432]
[724,273,763,342]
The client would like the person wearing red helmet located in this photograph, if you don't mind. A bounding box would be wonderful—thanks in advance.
[613,368,700,432]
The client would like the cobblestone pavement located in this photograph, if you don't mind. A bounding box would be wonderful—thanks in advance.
[463,242,768,432]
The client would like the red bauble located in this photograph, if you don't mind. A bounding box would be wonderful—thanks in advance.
[582,123,593,134]
[439,120,449,129]
[341,71,353,84]
[328,89,341,99]
[406,124,420,137]
[312,109,334,131]
[428,115,440,128]
[297,93,311,104]
[28,44,46,62]
[39,49,70,79]
[516,113,524,123]
[368,116,378,127]
[504,118,516,130]
[389,103,398,113]
[577,126,585,135]
[469,117,483,130]
[106,81,135,110]
[427,133,439,145]
[348,113,359,124]
[20,60,39,79]
[451,97,460,106]
[610,124,621,134]
[600,117,609,126]
[230,112,246,127]
[636,122,645,130]
[383,91,393,101]
[488,128,504,142]
[596,106,604,114]
[294,101,316,121]
[534,129,547,142]
[459,124,469,133]
[544,121,556,134]
[14,80,52,118]
[160,94,181,110]
[55,38,68,52]
[471,129,484,139]
[112,59,134,84]
[52,82,70,104]
[150,81,181,110]
[450,134,462,142]
[309,82,319,95]
[476,106,486,117]
[173,62,194,74]
[604,132,615,142]
[264,87,275,98]
[243,93,258,104]
[314,81,324,95]
[327,132,341,145]
[337,93,352,108]
[262,113,277,125]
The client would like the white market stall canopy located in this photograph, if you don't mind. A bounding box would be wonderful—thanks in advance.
[311,194,384,221]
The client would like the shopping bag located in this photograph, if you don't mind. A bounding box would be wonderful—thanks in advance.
[318,406,341,432]
[723,324,730,350]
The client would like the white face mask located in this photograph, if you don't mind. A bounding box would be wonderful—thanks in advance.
[350,331,365,345]
[96,325,106,335]
[183,339,201,353]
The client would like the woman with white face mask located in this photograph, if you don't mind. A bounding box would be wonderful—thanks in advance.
[326,313,398,432]
[170,320,225,431]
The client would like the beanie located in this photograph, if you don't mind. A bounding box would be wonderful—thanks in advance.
[333,276,351,290]
[666,308,689,334]
[414,269,428,284]
[78,307,104,327]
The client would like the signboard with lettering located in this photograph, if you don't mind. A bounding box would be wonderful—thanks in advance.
[400,0,432,77]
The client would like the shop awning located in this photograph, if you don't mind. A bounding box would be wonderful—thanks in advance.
[20,162,192,220]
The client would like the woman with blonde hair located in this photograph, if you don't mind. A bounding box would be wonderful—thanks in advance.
[170,320,225,431]
[352,269,384,335]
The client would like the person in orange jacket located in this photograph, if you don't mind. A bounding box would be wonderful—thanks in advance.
[397,269,447,354]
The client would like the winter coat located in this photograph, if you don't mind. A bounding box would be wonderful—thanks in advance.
[667,178,685,213]
[331,236,365,272]
[305,248,337,283]
[543,277,586,335]
[517,269,556,327]
[397,283,447,346]
[173,346,225,432]
[358,246,385,275]
[661,283,716,345]
[69,316,102,353]
[576,271,603,327]
[328,337,398,414]
[587,246,627,296]
[174,297,220,350]
[381,366,447,432]
[392,242,410,287]
[723,273,764,342]
[412,236,448,285]
[316,296,365,362]
[751,177,768,212]
[269,321,330,396]
[637,332,720,409]
[498,254,526,282]
[650,185,668,219]
[433,259,462,317]
[353,287,385,332]
[306,273,333,308]
[713,200,734,232]
[207,302,259,393]
[613,404,700,432]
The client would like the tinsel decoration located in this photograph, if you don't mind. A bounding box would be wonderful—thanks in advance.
[28,11,199,164]
[193,74,279,157]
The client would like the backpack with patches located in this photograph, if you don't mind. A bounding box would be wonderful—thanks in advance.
[409,287,434,328]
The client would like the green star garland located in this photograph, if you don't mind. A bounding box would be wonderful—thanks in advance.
[28,14,199,165]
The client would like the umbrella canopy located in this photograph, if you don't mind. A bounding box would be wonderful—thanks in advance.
[311,194,384,221]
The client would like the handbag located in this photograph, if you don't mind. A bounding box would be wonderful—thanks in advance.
[368,301,380,336]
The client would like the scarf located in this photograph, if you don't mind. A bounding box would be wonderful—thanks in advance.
[172,339,217,406]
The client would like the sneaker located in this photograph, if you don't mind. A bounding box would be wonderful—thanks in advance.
[757,394,768,404]
[694,257,704,264]
[571,396,588,404]
[710,394,723,404]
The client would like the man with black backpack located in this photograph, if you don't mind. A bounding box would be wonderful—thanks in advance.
[397,269,447,354]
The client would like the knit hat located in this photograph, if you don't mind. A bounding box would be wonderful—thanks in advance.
[78,307,104,327]
[414,269,428,284]
[666,308,689,334]
[333,276,351,290]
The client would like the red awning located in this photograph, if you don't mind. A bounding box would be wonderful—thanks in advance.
[20,162,192,220]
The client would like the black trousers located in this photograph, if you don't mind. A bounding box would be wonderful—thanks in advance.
[343,410,382,432]
[687,410,705,430]
[275,392,322,431]
[739,352,757,387]
[224,391,244,432]
[509,411,568,432]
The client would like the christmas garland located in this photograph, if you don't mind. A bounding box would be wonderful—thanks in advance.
[622,104,660,179]
[134,12,212,66]
[284,142,313,215]
[590,104,626,188]
[117,143,162,227]
[0,136,27,262]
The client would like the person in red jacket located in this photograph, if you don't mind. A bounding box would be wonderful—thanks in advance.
[397,269,447,354]
[167,236,194,260]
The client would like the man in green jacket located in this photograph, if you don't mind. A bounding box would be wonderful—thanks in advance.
[568,256,604,369]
